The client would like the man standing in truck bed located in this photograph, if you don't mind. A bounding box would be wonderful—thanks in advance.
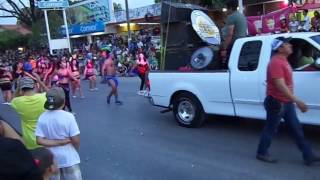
[220,0,247,67]
[256,37,320,166]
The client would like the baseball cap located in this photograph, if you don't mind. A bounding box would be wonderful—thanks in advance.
[19,77,35,89]
[44,87,65,110]
[272,37,292,51]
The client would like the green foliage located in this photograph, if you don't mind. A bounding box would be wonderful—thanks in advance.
[0,30,29,51]
[28,22,44,50]
[47,11,64,39]
[154,0,161,3]
[200,0,226,9]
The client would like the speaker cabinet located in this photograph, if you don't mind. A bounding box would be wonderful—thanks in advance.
[161,1,207,23]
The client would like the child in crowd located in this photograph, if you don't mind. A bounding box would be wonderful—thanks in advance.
[31,147,58,180]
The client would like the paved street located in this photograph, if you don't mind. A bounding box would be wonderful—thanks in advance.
[1,77,320,180]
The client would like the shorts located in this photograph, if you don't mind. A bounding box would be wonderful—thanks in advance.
[85,74,95,79]
[105,75,118,87]
[0,82,12,91]
[50,164,82,180]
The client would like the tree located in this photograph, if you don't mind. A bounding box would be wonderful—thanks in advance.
[0,30,29,50]
[200,0,225,9]
[113,2,123,12]
[0,0,42,28]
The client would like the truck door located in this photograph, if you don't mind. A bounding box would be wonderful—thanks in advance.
[288,37,320,125]
[230,40,266,119]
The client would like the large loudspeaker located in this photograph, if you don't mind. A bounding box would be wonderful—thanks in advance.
[164,47,198,71]
[161,1,207,23]
[161,1,221,70]
[163,22,205,49]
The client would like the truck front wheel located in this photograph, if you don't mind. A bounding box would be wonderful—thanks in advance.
[173,94,206,128]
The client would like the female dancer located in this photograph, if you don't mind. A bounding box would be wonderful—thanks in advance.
[136,53,150,96]
[70,54,84,98]
[0,64,13,104]
[84,59,97,91]
[44,58,58,88]
[12,60,24,89]
[35,57,49,92]
[54,59,78,113]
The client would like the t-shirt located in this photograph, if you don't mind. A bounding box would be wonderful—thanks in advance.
[225,11,248,43]
[35,110,80,168]
[0,137,42,180]
[297,56,314,68]
[303,16,311,31]
[289,21,299,32]
[11,93,46,149]
[266,55,293,103]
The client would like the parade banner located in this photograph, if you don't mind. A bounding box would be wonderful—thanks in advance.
[247,16,262,35]
[247,6,297,35]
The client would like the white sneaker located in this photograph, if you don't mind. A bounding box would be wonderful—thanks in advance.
[137,90,145,96]
[143,91,150,97]
[2,102,10,105]
[94,88,98,91]
[90,89,94,91]
[72,96,77,98]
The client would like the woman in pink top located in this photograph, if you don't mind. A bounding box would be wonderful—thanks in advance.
[70,54,84,98]
[84,59,97,91]
[52,58,78,113]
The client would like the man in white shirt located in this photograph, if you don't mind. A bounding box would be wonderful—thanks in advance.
[302,9,311,32]
[35,87,82,180]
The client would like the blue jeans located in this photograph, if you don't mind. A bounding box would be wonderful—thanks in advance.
[257,96,314,160]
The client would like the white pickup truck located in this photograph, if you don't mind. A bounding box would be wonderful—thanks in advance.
[149,32,320,128]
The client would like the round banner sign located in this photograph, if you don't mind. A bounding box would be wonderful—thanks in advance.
[191,10,221,45]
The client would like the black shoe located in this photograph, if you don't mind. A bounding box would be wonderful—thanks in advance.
[256,154,278,163]
[304,156,320,166]
[107,97,111,104]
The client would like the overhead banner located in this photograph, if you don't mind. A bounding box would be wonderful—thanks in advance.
[37,0,69,9]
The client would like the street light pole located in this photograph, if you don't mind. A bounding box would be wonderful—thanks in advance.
[125,0,131,45]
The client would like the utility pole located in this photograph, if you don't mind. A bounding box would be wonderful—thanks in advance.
[239,0,244,14]
[125,0,131,45]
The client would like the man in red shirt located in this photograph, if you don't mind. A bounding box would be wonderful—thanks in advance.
[256,37,320,166]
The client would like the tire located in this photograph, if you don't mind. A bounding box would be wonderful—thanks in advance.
[172,93,206,128]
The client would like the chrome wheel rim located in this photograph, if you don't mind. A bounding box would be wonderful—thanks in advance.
[177,100,195,123]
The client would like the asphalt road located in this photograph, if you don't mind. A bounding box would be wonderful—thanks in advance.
[1,77,320,180]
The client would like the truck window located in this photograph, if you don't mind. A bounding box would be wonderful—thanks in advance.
[238,41,262,71]
[288,38,320,71]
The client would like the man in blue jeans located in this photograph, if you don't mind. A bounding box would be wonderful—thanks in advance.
[256,37,320,166]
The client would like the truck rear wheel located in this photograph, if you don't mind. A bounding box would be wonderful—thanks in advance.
[173,93,206,128]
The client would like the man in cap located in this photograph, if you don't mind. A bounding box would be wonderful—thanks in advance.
[220,0,248,67]
[35,87,82,180]
[256,37,320,166]
[11,74,49,150]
